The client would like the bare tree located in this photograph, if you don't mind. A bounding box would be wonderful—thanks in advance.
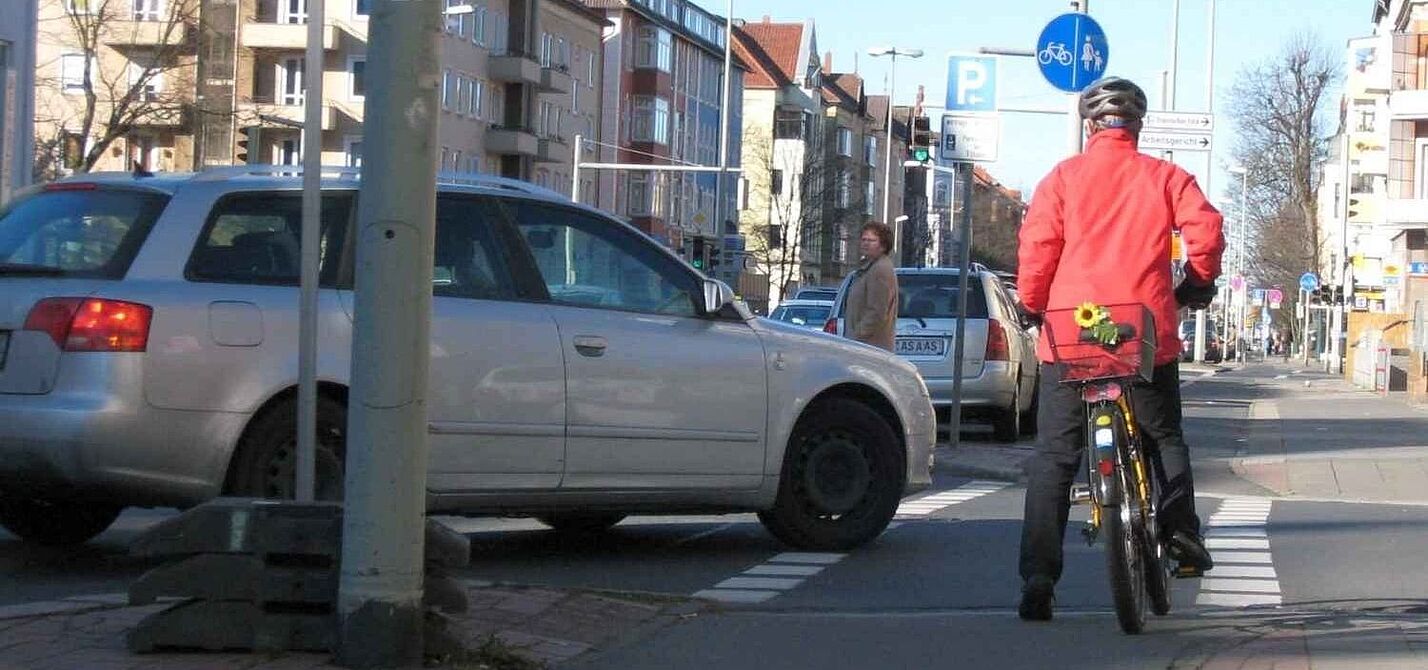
[1226,33,1340,340]
[35,0,201,176]
[741,129,846,302]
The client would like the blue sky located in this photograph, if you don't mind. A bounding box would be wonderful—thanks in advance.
[738,0,1374,202]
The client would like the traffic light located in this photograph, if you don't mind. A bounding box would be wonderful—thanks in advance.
[909,116,932,163]
[691,237,706,270]
[707,243,722,272]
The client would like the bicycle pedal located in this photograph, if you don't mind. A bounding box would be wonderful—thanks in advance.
[1069,484,1091,505]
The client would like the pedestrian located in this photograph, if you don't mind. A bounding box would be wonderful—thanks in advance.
[844,222,899,351]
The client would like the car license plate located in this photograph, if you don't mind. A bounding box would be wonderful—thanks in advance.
[895,336,946,356]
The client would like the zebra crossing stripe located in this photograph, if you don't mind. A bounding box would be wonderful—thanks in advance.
[896,480,1007,517]
[693,552,847,604]
[1196,498,1282,608]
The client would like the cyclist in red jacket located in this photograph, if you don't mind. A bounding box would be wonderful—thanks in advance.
[1015,77,1225,621]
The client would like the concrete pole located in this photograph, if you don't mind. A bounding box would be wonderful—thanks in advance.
[296,0,326,503]
[335,0,440,666]
[712,0,733,262]
[948,161,974,448]
[571,134,582,202]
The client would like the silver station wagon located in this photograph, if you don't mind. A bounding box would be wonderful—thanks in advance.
[0,168,934,550]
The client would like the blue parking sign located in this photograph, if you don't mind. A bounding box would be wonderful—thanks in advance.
[1036,13,1109,93]
[945,54,998,112]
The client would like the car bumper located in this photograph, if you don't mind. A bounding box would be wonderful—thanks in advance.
[903,395,936,495]
[0,356,243,507]
[921,361,1018,410]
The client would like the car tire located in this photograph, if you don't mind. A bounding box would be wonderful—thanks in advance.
[0,497,122,546]
[992,384,1020,443]
[758,398,906,551]
[226,395,347,501]
[536,513,627,534]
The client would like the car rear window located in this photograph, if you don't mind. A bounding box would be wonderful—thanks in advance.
[898,274,989,319]
[0,188,169,279]
[772,304,831,326]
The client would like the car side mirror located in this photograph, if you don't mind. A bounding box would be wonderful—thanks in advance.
[701,278,735,316]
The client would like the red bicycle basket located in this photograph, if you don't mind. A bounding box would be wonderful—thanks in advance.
[1043,303,1157,383]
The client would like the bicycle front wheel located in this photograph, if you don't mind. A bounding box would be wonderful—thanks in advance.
[1104,501,1147,634]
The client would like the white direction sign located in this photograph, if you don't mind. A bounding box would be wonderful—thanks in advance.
[1144,111,1214,132]
[1140,131,1212,153]
[940,114,1001,163]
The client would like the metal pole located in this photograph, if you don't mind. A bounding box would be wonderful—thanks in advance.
[1332,129,1351,375]
[336,0,439,665]
[1237,169,1248,363]
[948,161,974,448]
[712,0,732,257]
[571,133,582,202]
[296,0,326,503]
[882,54,897,228]
[1302,288,1311,365]
[1193,0,1214,365]
[1067,0,1088,156]
[1168,0,1179,109]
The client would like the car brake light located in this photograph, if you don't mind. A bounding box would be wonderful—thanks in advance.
[823,318,839,335]
[24,298,152,352]
[985,319,1011,361]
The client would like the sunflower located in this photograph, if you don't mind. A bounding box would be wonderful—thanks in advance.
[1073,302,1102,328]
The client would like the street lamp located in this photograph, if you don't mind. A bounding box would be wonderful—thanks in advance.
[868,46,923,253]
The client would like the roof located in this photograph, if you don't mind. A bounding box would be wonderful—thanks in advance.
[550,0,613,26]
[972,166,1027,205]
[866,95,909,138]
[821,72,863,112]
[732,20,804,89]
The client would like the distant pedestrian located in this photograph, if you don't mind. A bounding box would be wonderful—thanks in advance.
[845,223,899,351]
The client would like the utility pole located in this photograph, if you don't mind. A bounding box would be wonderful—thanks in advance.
[296,0,326,503]
[711,0,733,270]
[336,0,440,666]
[1191,0,1213,364]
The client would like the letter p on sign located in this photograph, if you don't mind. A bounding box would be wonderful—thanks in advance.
[945,55,998,113]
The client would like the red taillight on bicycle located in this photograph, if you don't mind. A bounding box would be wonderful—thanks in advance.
[985,319,1011,361]
[24,298,153,352]
[1098,459,1115,476]
[823,318,839,335]
[1080,382,1123,403]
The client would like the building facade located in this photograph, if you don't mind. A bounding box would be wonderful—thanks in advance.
[0,1,37,203]
[813,64,874,286]
[586,0,743,265]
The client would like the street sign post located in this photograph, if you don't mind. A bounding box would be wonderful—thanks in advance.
[1036,12,1109,93]
[1139,131,1213,152]
[940,114,1001,163]
[1144,110,1214,132]
[945,54,998,112]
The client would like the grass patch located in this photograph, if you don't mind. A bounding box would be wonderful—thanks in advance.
[426,634,545,670]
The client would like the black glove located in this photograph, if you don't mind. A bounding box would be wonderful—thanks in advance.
[1175,281,1216,310]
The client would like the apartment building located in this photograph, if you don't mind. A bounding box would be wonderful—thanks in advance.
[0,1,38,202]
[34,0,201,176]
[813,60,873,286]
[585,0,743,260]
[732,17,822,310]
[866,93,906,241]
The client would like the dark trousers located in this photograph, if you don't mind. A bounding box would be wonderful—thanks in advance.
[1018,362,1200,584]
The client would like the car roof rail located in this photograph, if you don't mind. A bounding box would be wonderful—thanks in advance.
[192,164,363,182]
[434,170,568,199]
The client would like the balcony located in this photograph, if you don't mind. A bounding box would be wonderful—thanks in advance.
[488,53,541,85]
[486,127,538,157]
[104,20,189,46]
[1385,198,1428,227]
[238,97,336,130]
[538,66,573,94]
[242,21,338,50]
[1389,87,1428,120]
[130,103,189,127]
[535,136,570,163]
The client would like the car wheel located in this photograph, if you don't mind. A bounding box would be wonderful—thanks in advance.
[536,513,627,534]
[0,497,123,546]
[227,395,347,501]
[758,398,905,550]
[992,383,1020,443]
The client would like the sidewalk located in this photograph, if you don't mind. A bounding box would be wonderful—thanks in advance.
[0,582,704,669]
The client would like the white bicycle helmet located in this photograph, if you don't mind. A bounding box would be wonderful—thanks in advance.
[1078,77,1148,126]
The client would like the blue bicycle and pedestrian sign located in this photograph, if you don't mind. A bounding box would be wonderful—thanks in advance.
[1036,13,1109,93]
[1299,272,1320,293]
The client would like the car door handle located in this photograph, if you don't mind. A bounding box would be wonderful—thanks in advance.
[572,335,607,357]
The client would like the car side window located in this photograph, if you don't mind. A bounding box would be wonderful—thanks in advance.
[433,195,517,300]
[187,193,351,286]
[508,201,699,317]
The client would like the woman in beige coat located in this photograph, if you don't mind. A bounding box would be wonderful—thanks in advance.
[844,223,899,351]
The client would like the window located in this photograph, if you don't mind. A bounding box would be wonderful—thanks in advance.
[837,128,853,157]
[492,11,508,53]
[472,4,487,46]
[535,169,549,188]
[631,96,669,144]
[556,37,568,69]
[444,0,464,35]
[587,48,596,87]
[279,0,307,24]
[65,0,96,14]
[837,171,850,208]
[1418,139,1428,200]
[471,78,484,118]
[60,54,93,94]
[128,62,163,102]
[635,27,672,72]
[457,75,471,116]
[279,57,304,105]
[344,137,362,167]
[627,173,651,215]
[864,136,877,166]
[866,181,876,216]
[278,138,300,165]
[440,147,450,170]
[450,149,462,172]
[512,203,699,316]
[355,0,371,16]
[774,109,805,140]
[348,58,366,99]
[771,169,783,196]
[1350,173,1376,194]
[540,32,553,67]
[187,193,350,286]
[442,69,453,110]
[0,189,169,278]
[133,0,162,21]
[431,196,516,299]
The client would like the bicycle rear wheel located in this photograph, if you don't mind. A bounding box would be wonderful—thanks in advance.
[1141,463,1173,616]
[1104,499,1147,634]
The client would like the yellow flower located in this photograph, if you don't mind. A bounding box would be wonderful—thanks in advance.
[1074,302,1102,328]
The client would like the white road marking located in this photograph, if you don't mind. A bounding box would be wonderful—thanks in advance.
[769,552,846,565]
[1179,369,1218,388]
[693,552,848,604]
[715,577,803,590]
[692,589,778,604]
[1196,498,1282,608]
[896,480,1007,517]
[1274,374,1289,380]
[744,564,823,577]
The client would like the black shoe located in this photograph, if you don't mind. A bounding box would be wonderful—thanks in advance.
[1018,576,1055,621]
[1169,531,1214,577]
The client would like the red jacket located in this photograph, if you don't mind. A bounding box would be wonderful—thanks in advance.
[1018,129,1225,365]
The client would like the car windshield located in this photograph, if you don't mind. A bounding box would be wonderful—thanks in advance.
[771,304,831,327]
[0,188,169,279]
[898,274,989,319]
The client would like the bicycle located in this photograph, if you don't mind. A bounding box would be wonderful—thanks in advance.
[1038,42,1074,66]
[1043,303,1175,634]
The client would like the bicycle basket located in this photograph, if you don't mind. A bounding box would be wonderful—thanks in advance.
[1043,303,1157,383]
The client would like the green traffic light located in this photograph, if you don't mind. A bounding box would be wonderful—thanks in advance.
[693,259,704,269]
[913,147,931,162]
